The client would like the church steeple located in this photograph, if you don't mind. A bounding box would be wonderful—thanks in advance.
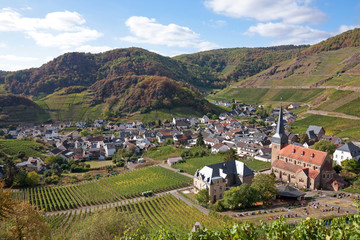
[272,104,288,146]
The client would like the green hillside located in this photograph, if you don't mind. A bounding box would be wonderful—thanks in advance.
[174,45,307,88]
[209,87,324,104]
[0,94,50,126]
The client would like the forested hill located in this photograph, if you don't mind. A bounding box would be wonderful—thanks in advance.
[174,45,308,88]
[302,28,360,55]
[3,48,192,96]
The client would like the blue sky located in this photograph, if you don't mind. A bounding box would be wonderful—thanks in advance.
[0,0,359,71]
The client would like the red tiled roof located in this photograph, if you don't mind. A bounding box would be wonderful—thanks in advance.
[212,143,223,149]
[278,144,327,166]
[272,160,302,173]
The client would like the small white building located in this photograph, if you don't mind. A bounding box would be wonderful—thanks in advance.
[167,157,183,166]
[211,143,229,154]
[104,144,116,157]
[200,115,209,124]
[333,142,360,165]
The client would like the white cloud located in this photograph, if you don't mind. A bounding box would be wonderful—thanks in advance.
[0,8,102,49]
[204,0,326,24]
[74,45,112,53]
[121,16,220,51]
[0,55,40,71]
[27,29,102,49]
[246,22,332,45]
[337,25,360,34]
[0,54,39,61]
[247,22,331,38]
[0,42,7,48]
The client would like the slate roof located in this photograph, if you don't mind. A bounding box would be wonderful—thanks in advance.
[337,142,360,157]
[306,125,324,137]
[194,160,253,185]
[277,185,305,198]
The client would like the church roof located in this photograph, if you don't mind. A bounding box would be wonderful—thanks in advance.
[277,144,328,166]
[272,105,288,145]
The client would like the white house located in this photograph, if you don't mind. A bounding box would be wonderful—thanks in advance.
[211,143,229,154]
[333,142,360,165]
[200,115,209,124]
[104,144,116,157]
[16,157,45,172]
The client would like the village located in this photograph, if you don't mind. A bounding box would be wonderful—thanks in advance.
[1,102,360,229]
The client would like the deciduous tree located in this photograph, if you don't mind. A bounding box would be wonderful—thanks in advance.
[195,189,209,205]
[251,174,277,206]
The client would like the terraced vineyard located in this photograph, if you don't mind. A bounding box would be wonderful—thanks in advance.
[13,166,191,211]
[45,194,228,238]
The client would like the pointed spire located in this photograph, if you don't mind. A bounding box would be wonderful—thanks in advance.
[272,103,288,145]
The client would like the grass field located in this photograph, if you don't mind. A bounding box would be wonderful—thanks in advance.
[210,87,324,104]
[144,146,210,161]
[334,97,360,117]
[290,114,360,140]
[241,158,271,171]
[0,139,45,158]
[173,155,224,175]
[87,160,114,168]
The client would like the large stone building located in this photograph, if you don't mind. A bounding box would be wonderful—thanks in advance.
[193,160,254,202]
[271,106,345,191]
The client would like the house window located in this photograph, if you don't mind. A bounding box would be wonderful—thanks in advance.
[323,174,325,178]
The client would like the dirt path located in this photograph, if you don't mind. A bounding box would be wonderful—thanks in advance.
[306,110,360,120]
[159,163,194,178]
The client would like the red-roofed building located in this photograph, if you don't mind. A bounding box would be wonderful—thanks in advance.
[271,105,345,191]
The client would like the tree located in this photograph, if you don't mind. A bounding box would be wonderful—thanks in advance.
[196,132,205,147]
[26,171,40,187]
[0,180,15,219]
[80,129,89,137]
[195,189,209,205]
[0,201,50,239]
[223,184,259,210]
[224,148,237,162]
[3,158,17,187]
[13,168,28,187]
[298,132,309,144]
[313,139,337,157]
[341,158,360,173]
[251,174,277,206]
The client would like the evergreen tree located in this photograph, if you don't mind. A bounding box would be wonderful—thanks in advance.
[196,132,205,147]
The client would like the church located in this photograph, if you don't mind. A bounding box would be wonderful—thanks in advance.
[271,106,345,191]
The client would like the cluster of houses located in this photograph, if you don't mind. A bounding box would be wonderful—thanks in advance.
[193,104,359,203]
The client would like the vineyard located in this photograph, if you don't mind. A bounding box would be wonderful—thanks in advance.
[44,194,228,239]
[13,166,191,211]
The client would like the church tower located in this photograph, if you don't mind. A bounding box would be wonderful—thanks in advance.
[271,104,288,164]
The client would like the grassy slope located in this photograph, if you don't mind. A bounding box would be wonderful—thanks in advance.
[0,139,45,158]
[290,114,360,140]
[36,90,105,121]
[209,88,324,104]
